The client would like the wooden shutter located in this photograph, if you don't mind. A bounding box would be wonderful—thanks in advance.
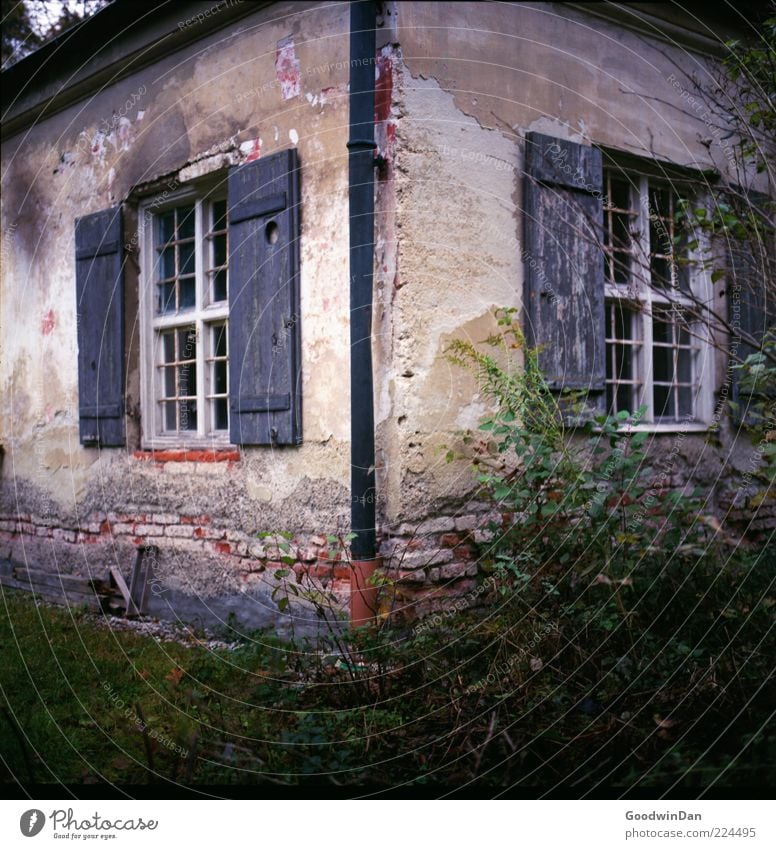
[728,232,774,425]
[227,148,302,445]
[75,207,125,447]
[523,132,605,406]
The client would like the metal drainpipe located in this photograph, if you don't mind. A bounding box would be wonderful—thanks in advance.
[348,0,378,626]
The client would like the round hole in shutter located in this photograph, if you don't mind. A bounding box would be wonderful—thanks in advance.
[265,220,279,245]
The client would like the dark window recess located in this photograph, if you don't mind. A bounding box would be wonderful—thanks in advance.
[726,199,775,426]
[227,148,302,445]
[75,206,126,447]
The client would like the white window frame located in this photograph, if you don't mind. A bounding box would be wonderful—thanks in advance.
[602,169,715,432]
[138,181,233,448]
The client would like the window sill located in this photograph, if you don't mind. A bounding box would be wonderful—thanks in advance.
[595,422,711,435]
[134,448,240,463]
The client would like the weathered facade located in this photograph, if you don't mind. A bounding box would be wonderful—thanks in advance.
[1,1,771,635]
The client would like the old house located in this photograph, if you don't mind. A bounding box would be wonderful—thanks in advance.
[1,1,771,636]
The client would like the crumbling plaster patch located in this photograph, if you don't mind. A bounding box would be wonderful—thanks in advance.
[378,65,521,522]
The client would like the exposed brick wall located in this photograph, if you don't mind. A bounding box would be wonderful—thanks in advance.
[2,491,771,624]
[0,507,492,621]
[0,512,354,601]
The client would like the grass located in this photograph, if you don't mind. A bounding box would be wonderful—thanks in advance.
[1,559,774,795]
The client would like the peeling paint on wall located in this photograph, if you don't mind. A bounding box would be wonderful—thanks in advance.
[275,36,301,100]
[375,45,397,162]
[40,309,56,336]
[239,137,262,162]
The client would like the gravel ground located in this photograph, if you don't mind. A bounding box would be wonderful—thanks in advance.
[34,599,248,651]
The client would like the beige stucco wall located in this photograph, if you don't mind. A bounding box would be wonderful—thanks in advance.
[0,2,765,619]
[1,1,357,531]
[377,1,754,525]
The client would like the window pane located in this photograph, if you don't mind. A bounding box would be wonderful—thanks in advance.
[179,278,195,309]
[160,247,175,280]
[180,400,197,431]
[678,386,692,417]
[162,331,175,363]
[214,323,227,357]
[214,398,228,431]
[158,282,175,313]
[164,401,176,431]
[650,253,670,289]
[614,302,633,340]
[617,385,633,416]
[179,363,196,400]
[178,205,195,240]
[653,345,672,383]
[163,366,176,398]
[213,269,228,303]
[179,328,196,360]
[214,360,228,395]
[652,311,672,344]
[158,212,175,245]
[213,199,227,231]
[654,385,673,419]
[677,347,692,383]
[213,233,227,268]
[180,241,196,276]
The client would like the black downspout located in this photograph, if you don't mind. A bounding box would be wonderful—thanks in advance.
[348,0,378,622]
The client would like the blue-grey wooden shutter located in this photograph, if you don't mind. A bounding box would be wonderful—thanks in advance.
[228,148,302,445]
[727,231,774,425]
[523,132,605,409]
[75,207,125,446]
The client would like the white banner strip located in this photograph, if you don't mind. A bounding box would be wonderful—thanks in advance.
[1,799,773,849]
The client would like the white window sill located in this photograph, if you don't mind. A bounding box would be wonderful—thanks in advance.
[597,422,711,434]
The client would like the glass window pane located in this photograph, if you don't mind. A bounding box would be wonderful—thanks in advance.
[158,212,175,245]
[651,254,670,289]
[215,360,228,395]
[163,401,176,431]
[180,241,195,276]
[617,385,632,416]
[179,278,195,309]
[615,344,633,382]
[163,366,175,398]
[213,200,227,231]
[214,398,228,431]
[158,282,175,314]
[162,331,175,363]
[213,233,227,268]
[179,328,196,360]
[178,205,195,240]
[650,187,670,219]
[160,247,175,280]
[653,346,672,383]
[677,348,692,383]
[180,400,197,431]
[213,269,228,303]
[654,385,674,419]
[614,303,633,340]
[612,253,630,284]
[678,386,692,417]
[652,311,672,344]
[214,324,227,358]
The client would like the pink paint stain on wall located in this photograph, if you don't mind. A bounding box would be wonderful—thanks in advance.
[41,309,56,335]
[375,47,397,166]
[276,37,301,100]
[240,137,262,163]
